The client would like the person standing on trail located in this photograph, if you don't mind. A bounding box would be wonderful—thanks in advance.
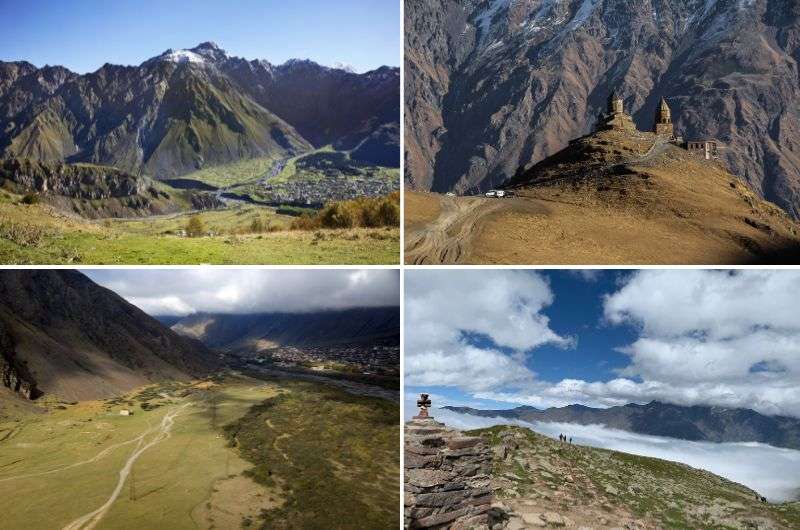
[569,437,572,444]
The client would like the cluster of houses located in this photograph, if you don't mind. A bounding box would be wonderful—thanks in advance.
[263,174,397,207]
[247,342,400,376]
[260,151,399,207]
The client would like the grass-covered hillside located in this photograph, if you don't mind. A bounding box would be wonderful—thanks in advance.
[471,425,800,529]
[0,189,399,264]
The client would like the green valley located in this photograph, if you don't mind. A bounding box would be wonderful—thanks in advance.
[0,374,399,530]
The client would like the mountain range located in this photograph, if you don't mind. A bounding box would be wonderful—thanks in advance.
[0,42,399,178]
[405,0,800,217]
[444,400,800,450]
[0,270,219,402]
[165,307,400,352]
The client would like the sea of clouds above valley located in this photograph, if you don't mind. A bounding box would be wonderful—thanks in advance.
[426,407,800,503]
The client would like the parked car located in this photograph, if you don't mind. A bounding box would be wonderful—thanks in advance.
[445,192,456,197]
[485,190,497,198]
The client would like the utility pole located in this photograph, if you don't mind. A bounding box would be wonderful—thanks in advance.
[130,467,136,501]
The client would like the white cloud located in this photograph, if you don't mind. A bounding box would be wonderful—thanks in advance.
[597,270,800,416]
[436,408,800,502]
[85,269,399,316]
[407,269,800,419]
[404,270,572,392]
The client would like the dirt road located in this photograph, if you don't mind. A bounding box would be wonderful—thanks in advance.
[405,195,550,264]
[404,195,503,264]
[62,403,190,530]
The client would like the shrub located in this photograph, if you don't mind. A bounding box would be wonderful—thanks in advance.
[290,213,320,231]
[0,216,47,247]
[290,192,400,231]
[318,202,357,229]
[21,193,40,205]
[186,215,205,237]
[249,217,265,233]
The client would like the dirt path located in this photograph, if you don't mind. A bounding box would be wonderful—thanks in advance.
[0,428,150,483]
[61,403,190,530]
[405,196,505,264]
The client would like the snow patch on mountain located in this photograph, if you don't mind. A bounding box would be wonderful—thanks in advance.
[567,0,601,31]
[474,0,511,46]
[161,49,206,64]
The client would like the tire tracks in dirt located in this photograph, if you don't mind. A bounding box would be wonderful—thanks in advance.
[404,196,503,264]
[61,403,191,530]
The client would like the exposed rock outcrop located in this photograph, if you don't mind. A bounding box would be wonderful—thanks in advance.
[405,415,505,529]
[0,158,223,218]
[0,319,38,399]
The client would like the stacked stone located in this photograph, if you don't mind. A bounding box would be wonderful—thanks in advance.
[405,415,497,529]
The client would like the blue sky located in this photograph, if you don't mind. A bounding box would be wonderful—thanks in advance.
[406,270,637,411]
[405,269,800,418]
[0,0,399,73]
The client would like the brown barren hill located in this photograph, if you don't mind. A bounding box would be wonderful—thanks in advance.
[405,128,800,265]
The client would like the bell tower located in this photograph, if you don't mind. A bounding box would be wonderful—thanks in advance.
[608,91,624,114]
[654,97,674,138]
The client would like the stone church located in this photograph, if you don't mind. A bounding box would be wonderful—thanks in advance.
[596,91,719,159]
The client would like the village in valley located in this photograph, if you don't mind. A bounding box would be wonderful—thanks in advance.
[238,340,400,377]
[260,151,399,207]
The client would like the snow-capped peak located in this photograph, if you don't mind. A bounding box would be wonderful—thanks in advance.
[161,49,206,64]
[146,42,229,67]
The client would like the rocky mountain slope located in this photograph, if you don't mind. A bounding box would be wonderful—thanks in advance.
[445,400,800,450]
[405,0,800,217]
[0,158,222,218]
[0,270,219,401]
[477,425,800,529]
[0,42,399,178]
[169,307,400,351]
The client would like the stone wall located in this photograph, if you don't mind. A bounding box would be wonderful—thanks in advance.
[405,416,501,529]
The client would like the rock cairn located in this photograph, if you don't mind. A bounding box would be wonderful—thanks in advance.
[405,394,500,529]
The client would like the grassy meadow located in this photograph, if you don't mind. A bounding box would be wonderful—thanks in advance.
[0,375,400,530]
[0,191,399,264]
